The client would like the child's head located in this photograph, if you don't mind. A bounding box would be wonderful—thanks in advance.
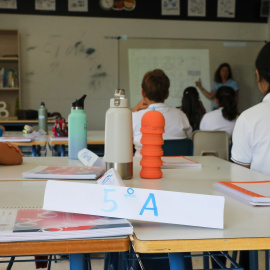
[214,63,232,83]
[216,86,237,121]
[141,69,170,102]
[255,42,270,94]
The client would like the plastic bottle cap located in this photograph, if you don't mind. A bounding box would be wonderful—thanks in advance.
[72,95,87,109]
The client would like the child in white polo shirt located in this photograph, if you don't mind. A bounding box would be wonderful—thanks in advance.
[231,42,270,176]
[132,69,192,157]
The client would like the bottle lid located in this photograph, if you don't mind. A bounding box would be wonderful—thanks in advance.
[140,109,165,134]
[72,95,87,109]
[41,102,45,106]
[110,89,129,108]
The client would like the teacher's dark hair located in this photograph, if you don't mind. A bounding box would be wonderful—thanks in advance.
[256,42,270,94]
[216,86,237,121]
[214,63,232,83]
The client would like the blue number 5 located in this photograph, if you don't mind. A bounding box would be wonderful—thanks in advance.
[102,189,117,212]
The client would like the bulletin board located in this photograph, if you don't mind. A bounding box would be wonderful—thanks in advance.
[119,38,266,113]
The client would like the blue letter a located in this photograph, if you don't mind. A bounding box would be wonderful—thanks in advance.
[139,193,158,216]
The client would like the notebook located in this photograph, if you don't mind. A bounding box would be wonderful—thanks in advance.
[0,208,133,242]
[161,156,202,169]
[23,166,105,180]
[214,180,270,206]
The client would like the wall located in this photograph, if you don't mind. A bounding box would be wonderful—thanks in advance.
[0,14,268,129]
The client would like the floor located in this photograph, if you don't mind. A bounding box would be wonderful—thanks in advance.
[0,251,267,270]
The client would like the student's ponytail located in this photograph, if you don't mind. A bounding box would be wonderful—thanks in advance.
[216,86,237,121]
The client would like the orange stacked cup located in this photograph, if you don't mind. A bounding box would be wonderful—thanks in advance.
[140,107,165,179]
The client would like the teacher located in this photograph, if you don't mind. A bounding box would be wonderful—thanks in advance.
[195,63,239,109]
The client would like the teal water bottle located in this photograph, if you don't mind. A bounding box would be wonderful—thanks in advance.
[68,95,87,159]
[38,102,48,132]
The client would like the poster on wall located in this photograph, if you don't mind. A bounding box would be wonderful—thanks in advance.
[35,0,56,11]
[68,0,88,12]
[0,0,17,9]
[161,0,180,16]
[217,0,235,18]
[188,0,206,17]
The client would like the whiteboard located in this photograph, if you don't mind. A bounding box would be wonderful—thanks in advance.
[128,48,211,111]
[119,38,266,113]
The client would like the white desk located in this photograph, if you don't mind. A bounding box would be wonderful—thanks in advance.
[1,156,270,270]
[2,131,47,156]
[0,157,128,270]
[48,130,105,156]
[127,157,270,253]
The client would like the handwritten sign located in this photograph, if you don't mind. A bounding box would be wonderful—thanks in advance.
[43,180,224,229]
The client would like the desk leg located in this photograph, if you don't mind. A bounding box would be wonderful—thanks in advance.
[266,250,270,270]
[249,250,258,270]
[168,253,185,270]
[60,145,65,157]
[70,254,88,270]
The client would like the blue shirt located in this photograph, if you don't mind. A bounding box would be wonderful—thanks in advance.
[212,79,238,109]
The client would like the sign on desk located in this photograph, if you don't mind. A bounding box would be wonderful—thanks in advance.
[43,180,224,229]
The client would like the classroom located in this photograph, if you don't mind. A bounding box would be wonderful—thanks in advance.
[1,1,270,270]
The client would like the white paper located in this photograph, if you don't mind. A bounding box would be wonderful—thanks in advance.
[0,0,17,9]
[43,180,224,229]
[68,0,88,12]
[97,168,125,186]
[78,148,105,168]
[188,0,206,17]
[35,0,56,11]
[161,0,180,16]
[217,0,235,18]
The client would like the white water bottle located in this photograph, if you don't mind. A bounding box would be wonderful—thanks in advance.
[104,89,133,180]
[38,102,47,132]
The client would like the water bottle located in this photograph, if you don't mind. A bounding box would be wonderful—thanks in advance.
[38,102,48,132]
[140,107,165,179]
[68,95,87,160]
[104,89,133,180]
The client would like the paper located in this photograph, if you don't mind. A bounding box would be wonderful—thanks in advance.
[217,0,235,18]
[188,0,206,17]
[44,180,224,229]
[97,168,125,186]
[78,148,105,168]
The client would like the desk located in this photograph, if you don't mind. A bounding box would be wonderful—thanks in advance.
[0,117,55,131]
[2,131,47,156]
[126,156,270,269]
[0,164,129,270]
[48,130,105,156]
[2,156,270,270]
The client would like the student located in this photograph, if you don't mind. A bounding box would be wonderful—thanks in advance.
[132,69,192,157]
[0,142,23,165]
[180,86,206,131]
[195,63,239,109]
[199,86,238,138]
[231,42,270,175]
[230,41,270,270]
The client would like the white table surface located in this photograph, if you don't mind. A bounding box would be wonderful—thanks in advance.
[1,156,270,252]
[2,131,47,145]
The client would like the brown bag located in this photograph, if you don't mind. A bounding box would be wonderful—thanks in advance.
[0,143,23,165]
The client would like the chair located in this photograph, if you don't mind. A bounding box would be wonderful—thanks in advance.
[191,130,230,160]
[162,139,193,156]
